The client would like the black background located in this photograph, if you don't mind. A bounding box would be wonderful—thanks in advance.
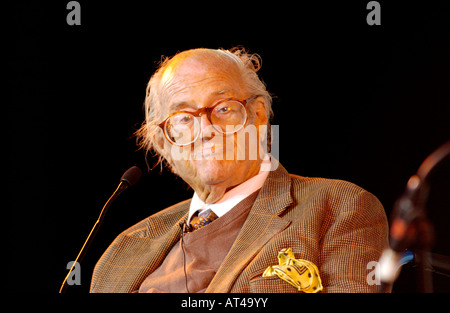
[9,0,450,295]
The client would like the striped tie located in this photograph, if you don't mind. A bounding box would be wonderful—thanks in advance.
[189,209,218,231]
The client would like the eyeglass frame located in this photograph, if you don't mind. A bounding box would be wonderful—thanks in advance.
[158,95,261,146]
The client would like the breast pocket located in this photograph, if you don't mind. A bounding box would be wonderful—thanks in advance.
[249,273,301,293]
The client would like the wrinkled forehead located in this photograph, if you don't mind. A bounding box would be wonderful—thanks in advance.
[159,51,244,104]
[161,50,243,86]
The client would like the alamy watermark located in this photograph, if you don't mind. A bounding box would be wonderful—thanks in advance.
[168,124,280,166]
[366,261,382,286]
[366,1,381,26]
[65,261,81,286]
[66,1,81,25]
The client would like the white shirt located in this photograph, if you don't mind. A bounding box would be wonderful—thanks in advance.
[188,155,272,222]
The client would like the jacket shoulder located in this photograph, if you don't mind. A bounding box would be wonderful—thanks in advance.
[288,173,384,216]
[289,174,368,196]
[119,199,191,239]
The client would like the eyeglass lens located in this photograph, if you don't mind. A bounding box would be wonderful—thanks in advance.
[164,100,247,145]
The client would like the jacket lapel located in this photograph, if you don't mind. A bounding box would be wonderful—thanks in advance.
[206,161,293,292]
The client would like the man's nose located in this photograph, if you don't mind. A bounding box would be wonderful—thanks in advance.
[199,114,212,128]
[199,115,216,140]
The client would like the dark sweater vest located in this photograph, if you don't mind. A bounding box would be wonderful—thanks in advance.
[138,190,259,293]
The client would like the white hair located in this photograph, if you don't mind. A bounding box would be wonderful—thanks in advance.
[135,47,273,170]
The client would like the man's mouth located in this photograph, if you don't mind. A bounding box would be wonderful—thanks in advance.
[194,143,224,159]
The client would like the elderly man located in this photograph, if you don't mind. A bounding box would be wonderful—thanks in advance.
[90,47,389,293]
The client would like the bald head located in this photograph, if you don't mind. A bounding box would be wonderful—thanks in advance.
[159,49,244,99]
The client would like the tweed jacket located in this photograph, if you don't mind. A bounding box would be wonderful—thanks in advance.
[90,162,389,293]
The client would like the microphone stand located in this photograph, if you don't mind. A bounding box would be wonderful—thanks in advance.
[59,166,141,293]
[59,181,129,293]
[59,166,142,293]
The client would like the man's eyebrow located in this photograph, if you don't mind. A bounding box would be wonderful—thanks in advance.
[216,89,232,95]
[169,101,194,112]
[168,89,234,112]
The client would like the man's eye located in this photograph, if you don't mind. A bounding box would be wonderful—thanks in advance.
[216,106,231,114]
[179,115,193,123]
[172,114,194,125]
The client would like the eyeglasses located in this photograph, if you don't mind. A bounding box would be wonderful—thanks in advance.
[158,95,259,146]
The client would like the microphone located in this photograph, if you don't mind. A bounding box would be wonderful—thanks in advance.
[59,166,142,293]
[120,165,143,188]
[378,141,450,292]
[179,220,193,233]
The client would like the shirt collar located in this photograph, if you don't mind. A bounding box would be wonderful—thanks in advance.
[188,154,271,222]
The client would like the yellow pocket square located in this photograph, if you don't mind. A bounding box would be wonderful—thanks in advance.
[262,248,323,293]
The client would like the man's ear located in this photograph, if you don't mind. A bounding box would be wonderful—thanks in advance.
[250,97,270,150]
[153,132,165,154]
[252,97,268,127]
[154,133,174,167]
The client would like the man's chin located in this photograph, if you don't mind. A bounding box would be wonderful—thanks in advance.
[194,162,234,185]
[198,172,229,186]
